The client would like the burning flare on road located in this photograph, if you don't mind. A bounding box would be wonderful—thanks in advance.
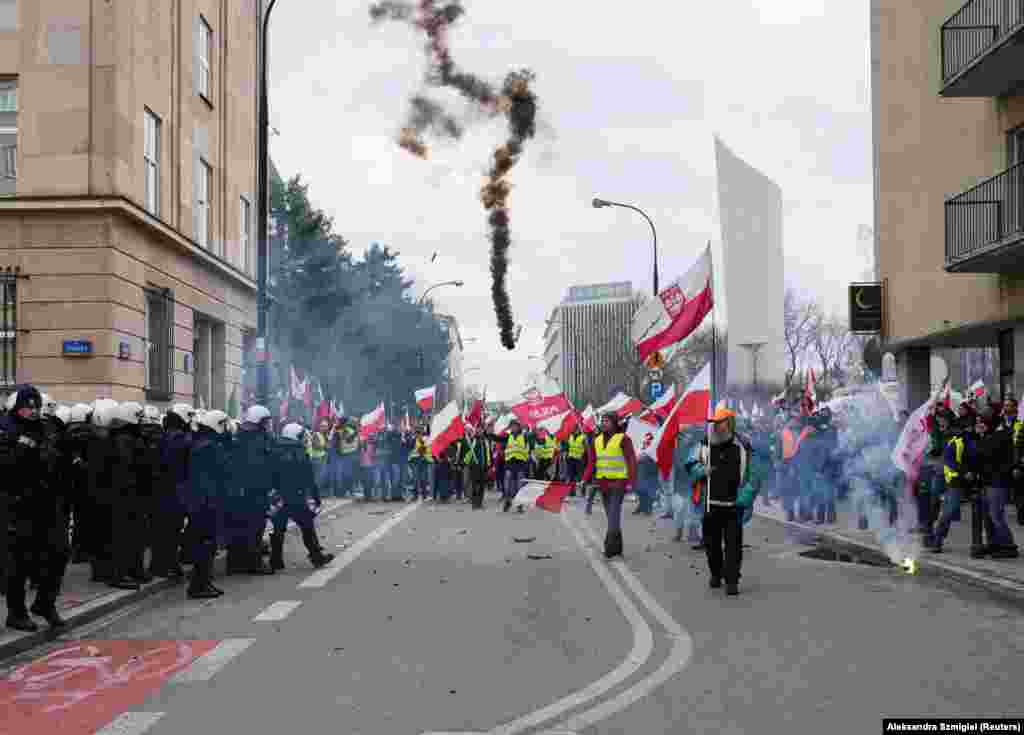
[901,557,918,575]
[371,0,539,349]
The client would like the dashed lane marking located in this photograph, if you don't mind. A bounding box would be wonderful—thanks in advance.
[93,711,166,735]
[252,601,303,622]
[298,501,421,589]
[168,638,255,684]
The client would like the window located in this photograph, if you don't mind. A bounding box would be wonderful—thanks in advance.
[0,78,17,197]
[197,17,211,100]
[145,287,173,398]
[0,80,15,113]
[240,196,251,273]
[196,158,211,249]
[143,109,161,216]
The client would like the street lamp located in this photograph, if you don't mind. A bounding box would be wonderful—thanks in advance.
[255,0,280,408]
[592,197,659,296]
[418,279,464,307]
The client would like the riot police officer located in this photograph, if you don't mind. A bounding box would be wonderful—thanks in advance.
[65,403,96,566]
[229,405,276,575]
[186,409,229,599]
[270,423,335,571]
[150,404,192,580]
[0,385,67,631]
[108,402,149,589]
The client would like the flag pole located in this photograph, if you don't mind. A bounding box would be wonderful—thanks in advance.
[706,241,716,486]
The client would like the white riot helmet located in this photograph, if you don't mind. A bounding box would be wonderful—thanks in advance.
[170,403,194,425]
[91,399,119,428]
[55,405,72,426]
[41,393,58,418]
[115,401,145,425]
[5,392,16,411]
[225,418,239,435]
[281,422,306,442]
[143,405,162,425]
[69,403,93,424]
[198,409,229,434]
[243,405,272,426]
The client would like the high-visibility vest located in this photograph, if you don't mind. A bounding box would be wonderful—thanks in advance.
[944,435,965,485]
[568,434,587,460]
[338,429,359,455]
[505,434,529,462]
[463,437,486,465]
[415,436,433,463]
[1014,419,1024,446]
[594,433,628,480]
[535,436,557,461]
[308,432,327,461]
[781,426,812,461]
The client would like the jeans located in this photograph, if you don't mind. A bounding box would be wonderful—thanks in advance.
[987,486,1016,547]
[931,486,961,547]
[504,462,527,503]
[412,462,431,497]
[601,488,626,534]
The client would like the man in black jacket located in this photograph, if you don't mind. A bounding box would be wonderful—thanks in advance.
[229,405,276,575]
[270,423,335,571]
[108,402,149,590]
[699,407,748,596]
[150,405,191,580]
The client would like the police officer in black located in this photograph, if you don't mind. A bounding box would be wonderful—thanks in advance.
[270,423,335,571]
[64,404,96,565]
[228,405,276,576]
[0,385,67,631]
[150,405,192,580]
[186,409,230,599]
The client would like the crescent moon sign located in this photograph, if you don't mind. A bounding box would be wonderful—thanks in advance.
[855,288,870,311]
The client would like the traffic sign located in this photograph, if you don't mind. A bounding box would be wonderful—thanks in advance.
[648,369,663,381]
[649,382,665,401]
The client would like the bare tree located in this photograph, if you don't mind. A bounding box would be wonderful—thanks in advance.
[783,288,818,388]
[808,311,856,388]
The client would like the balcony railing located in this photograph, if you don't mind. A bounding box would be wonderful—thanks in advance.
[945,161,1024,271]
[941,0,1024,96]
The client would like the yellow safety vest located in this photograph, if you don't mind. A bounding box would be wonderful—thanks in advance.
[339,429,359,455]
[308,432,327,461]
[568,434,586,460]
[1014,419,1023,446]
[535,436,556,461]
[943,436,965,485]
[594,433,628,480]
[463,437,486,465]
[415,436,434,463]
[505,434,529,462]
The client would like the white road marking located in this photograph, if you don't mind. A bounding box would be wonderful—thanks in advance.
[559,516,694,733]
[252,600,302,622]
[93,711,166,735]
[486,510,655,735]
[298,501,421,589]
[168,638,255,684]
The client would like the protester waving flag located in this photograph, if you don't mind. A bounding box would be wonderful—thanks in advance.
[512,480,575,513]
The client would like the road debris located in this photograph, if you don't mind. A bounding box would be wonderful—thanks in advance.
[513,536,536,543]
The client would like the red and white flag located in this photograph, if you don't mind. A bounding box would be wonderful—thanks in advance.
[415,385,436,413]
[537,410,578,441]
[359,402,386,439]
[645,384,676,421]
[646,362,712,479]
[892,381,946,498]
[598,392,646,418]
[631,244,714,362]
[626,416,660,456]
[580,404,597,432]
[430,400,465,458]
[512,480,575,514]
[492,413,515,436]
[969,380,987,402]
[465,399,484,429]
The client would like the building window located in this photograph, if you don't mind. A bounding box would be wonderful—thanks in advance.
[196,158,211,249]
[144,109,161,216]
[145,286,174,399]
[0,80,15,112]
[197,17,212,100]
[240,196,251,273]
[0,78,17,198]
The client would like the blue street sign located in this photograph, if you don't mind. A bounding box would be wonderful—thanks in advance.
[62,339,93,356]
[649,382,664,401]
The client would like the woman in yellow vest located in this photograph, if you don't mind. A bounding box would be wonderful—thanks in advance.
[503,419,530,512]
[308,418,331,496]
[581,413,637,558]
[565,428,588,494]
[410,426,433,500]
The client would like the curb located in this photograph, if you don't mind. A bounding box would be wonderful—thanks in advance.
[0,576,179,663]
[754,511,1024,609]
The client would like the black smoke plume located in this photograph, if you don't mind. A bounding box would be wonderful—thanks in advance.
[370,0,539,350]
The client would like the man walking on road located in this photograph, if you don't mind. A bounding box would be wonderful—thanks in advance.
[581,413,637,559]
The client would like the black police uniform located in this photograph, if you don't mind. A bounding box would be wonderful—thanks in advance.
[269,437,334,571]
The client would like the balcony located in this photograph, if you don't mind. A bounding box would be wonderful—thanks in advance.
[945,162,1024,272]
[941,0,1024,97]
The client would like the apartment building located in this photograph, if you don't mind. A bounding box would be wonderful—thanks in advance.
[543,281,639,408]
[0,0,259,409]
[874,0,1024,407]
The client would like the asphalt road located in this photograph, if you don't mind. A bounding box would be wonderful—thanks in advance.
[2,493,1021,735]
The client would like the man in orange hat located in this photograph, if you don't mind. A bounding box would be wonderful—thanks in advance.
[695,406,749,596]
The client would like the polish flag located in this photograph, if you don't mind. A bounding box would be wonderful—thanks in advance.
[969,380,987,402]
[645,363,712,479]
[626,416,660,457]
[359,402,386,439]
[599,392,646,418]
[580,404,597,433]
[538,410,578,441]
[430,400,465,458]
[512,480,575,514]
[647,384,676,420]
[415,385,436,413]
[492,413,514,436]
[631,244,714,362]
[465,399,483,429]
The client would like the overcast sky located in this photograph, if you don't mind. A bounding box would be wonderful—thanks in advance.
[267,0,873,402]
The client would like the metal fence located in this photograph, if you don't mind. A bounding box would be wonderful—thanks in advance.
[942,0,1024,83]
[1,266,16,389]
[945,162,1024,265]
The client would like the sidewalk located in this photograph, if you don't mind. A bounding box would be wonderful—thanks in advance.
[753,497,1024,607]
[0,498,353,662]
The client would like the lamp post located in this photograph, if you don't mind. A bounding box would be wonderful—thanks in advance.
[592,197,659,296]
[416,280,464,390]
[256,0,279,409]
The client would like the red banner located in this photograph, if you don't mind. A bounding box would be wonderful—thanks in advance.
[510,393,572,428]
